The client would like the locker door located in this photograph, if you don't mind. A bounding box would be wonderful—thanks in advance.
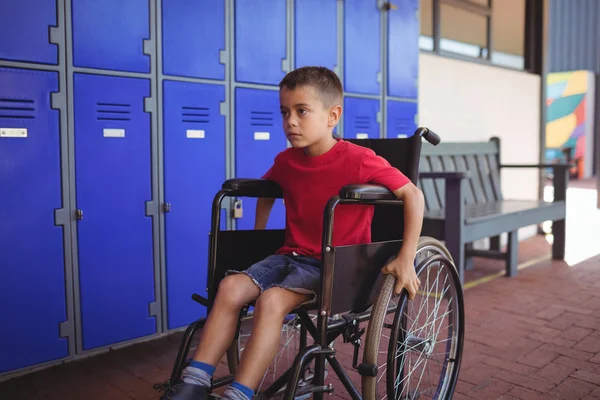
[0,1,58,64]
[163,81,226,329]
[295,0,337,71]
[0,68,67,373]
[235,0,287,85]
[388,0,419,99]
[162,0,226,80]
[235,88,286,230]
[71,0,150,73]
[73,73,155,350]
[344,0,380,95]
[344,97,380,139]
[387,100,418,138]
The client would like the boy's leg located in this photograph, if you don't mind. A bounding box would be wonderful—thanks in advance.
[230,287,312,393]
[192,273,260,365]
[174,273,259,394]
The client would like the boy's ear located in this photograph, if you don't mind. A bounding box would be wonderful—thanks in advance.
[328,104,342,127]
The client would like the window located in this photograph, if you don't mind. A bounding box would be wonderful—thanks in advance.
[440,3,488,58]
[420,0,533,72]
[491,0,525,69]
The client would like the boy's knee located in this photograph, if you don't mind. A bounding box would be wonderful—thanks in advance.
[255,288,295,318]
[217,274,258,307]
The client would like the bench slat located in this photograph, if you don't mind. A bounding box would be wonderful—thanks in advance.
[465,155,487,203]
[451,155,475,204]
[428,155,447,209]
[486,153,504,201]
[476,154,496,202]
[419,158,441,211]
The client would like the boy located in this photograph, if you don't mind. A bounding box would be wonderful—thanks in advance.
[163,66,424,400]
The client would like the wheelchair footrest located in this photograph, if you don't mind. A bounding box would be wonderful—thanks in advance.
[191,293,209,307]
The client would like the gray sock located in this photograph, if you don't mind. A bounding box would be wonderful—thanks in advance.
[223,384,252,400]
[181,366,212,387]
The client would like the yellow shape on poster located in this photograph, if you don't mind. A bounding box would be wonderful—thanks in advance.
[547,72,572,85]
[546,113,576,148]
[562,71,588,96]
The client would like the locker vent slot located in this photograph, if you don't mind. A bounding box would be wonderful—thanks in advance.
[395,117,411,133]
[354,116,371,130]
[182,106,209,124]
[96,102,131,121]
[0,98,36,119]
[250,111,274,127]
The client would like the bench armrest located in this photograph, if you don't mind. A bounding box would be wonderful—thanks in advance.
[222,178,283,198]
[339,184,397,200]
[500,163,571,202]
[419,171,470,180]
[500,163,573,170]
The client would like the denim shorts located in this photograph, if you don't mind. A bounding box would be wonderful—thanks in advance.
[227,254,322,302]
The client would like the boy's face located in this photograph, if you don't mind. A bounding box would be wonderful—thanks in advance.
[279,85,341,150]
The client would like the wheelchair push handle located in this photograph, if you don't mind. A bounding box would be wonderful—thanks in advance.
[416,127,441,145]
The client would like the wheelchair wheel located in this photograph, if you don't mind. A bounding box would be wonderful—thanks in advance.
[362,237,464,400]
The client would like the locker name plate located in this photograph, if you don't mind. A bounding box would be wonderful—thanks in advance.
[187,129,205,139]
[0,128,27,138]
[103,128,125,138]
[356,133,369,139]
[254,132,270,140]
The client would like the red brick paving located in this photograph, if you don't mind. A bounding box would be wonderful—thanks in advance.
[2,186,600,399]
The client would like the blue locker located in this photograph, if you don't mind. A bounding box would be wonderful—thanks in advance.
[0,1,58,64]
[0,67,67,373]
[71,0,150,73]
[388,0,419,99]
[295,0,337,71]
[344,97,380,139]
[73,73,155,350]
[344,0,380,95]
[235,88,286,230]
[163,81,226,329]
[162,0,226,80]
[235,0,287,85]
[386,100,417,138]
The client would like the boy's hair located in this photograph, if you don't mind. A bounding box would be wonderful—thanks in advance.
[279,66,343,108]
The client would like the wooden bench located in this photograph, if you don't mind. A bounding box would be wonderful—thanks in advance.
[417,137,571,283]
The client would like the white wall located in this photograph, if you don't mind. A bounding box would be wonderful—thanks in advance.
[418,52,542,242]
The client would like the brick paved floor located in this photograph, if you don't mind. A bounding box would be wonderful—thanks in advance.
[2,185,599,399]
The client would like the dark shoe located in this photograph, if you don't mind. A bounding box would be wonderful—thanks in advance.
[160,382,209,400]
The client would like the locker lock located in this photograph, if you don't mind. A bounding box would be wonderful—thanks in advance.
[76,209,84,220]
[163,203,171,213]
[232,199,243,219]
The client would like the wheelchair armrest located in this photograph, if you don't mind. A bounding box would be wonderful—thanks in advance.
[339,184,397,200]
[222,178,283,198]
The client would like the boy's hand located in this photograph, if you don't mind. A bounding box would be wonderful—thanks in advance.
[382,254,421,300]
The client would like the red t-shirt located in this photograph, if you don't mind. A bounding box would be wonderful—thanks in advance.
[262,139,410,259]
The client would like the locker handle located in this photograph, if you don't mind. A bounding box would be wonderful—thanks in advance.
[76,209,84,220]
[163,203,171,213]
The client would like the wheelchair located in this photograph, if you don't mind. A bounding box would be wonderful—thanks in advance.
[157,127,465,400]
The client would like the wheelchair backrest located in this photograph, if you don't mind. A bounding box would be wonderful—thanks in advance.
[347,135,423,243]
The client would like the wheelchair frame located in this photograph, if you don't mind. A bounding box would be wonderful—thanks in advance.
[163,128,463,400]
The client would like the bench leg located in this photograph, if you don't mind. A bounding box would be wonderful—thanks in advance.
[552,219,566,259]
[506,230,518,277]
[490,235,501,251]
[465,243,474,271]
[446,236,465,285]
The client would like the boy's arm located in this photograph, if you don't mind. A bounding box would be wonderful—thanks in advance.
[254,198,276,230]
[381,182,425,300]
[358,150,424,299]
[255,158,279,230]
